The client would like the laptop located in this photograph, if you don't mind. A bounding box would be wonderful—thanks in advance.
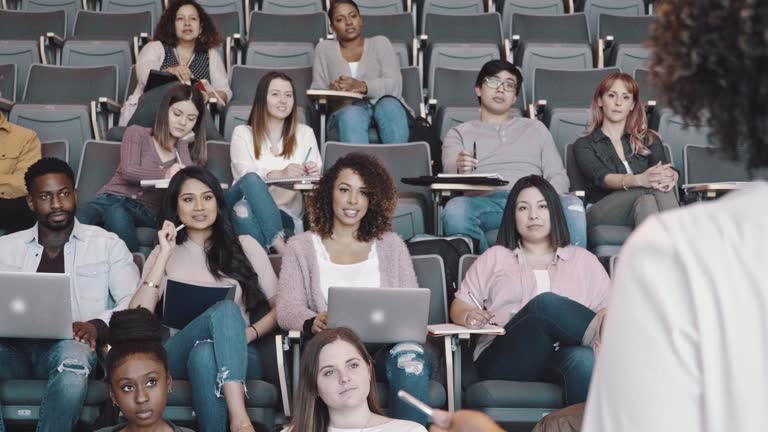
[327,287,431,344]
[0,272,73,339]
[162,278,236,329]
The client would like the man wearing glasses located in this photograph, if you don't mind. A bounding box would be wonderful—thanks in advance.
[440,59,584,252]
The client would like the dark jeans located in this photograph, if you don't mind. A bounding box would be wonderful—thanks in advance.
[476,292,596,405]
[77,193,157,252]
[0,196,35,234]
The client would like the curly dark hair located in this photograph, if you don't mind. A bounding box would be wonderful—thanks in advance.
[307,152,397,242]
[648,0,768,169]
[154,0,223,53]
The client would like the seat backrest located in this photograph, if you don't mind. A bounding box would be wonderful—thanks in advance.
[0,64,16,103]
[424,13,502,46]
[73,10,153,38]
[101,0,163,28]
[412,254,448,324]
[584,0,646,43]
[248,11,327,43]
[432,66,527,109]
[197,0,244,23]
[228,65,313,107]
[511,13,590,43]
[0,9,66,39]
[421,0,485,31]
[401,66,423,116]
[356,0,405,15]
[260,0,324,14]
[533,67,619,108]
[500,0,563,38]
[597,14,652,44]
[684,144,751,185]
[322,141,432,196]
[75,140,121,204]
[210,10,243,37]
[22,0,82,36]
[457,254,478,284]
[361,12,415,46]
[205,141,234,185]
[23,64,119,104]
[41,139,69,163]
[633,68,658,105]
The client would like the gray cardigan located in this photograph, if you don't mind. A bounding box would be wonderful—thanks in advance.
[311,36,410,112]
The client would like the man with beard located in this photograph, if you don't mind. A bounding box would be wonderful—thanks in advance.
[0,158,139,432]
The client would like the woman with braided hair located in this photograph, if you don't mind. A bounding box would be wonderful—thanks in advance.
[96,307,194,432]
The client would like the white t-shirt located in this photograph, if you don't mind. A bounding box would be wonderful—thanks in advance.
[583,182,768,432]
[348,61,360,78]
[622,160,633,174]
[281,419,426,432]
[312,233,381,301]
[532,269,550,295]
[229,124,321,219]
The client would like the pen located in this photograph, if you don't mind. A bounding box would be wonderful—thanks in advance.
[467,292,497,326]
[175,149,182,164]
[175,223,185,232]
[303,147,312,163]
[473,141,477,172]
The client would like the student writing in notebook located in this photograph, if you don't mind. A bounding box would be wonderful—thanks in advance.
[96,308,194,432]
[229,72,321,254]
[283,327,426,432]
[276,153,432,425]
[129,167,278,432]
[0,158,139,432]
[450,175,609,406]
[78,84,207,253]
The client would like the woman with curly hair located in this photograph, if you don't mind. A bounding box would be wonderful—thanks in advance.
[119,0,232,126]
[583,1,768,431]
[276,153,431,425]
[573,72,678,230]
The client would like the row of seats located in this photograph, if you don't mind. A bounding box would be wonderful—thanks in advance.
[0,6,655,103]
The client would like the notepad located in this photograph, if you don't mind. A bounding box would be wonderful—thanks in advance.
[436,173,504,180]
[427,323,506,336]
[265,176,321,185]
[162,278,235,329]
[140,179,170,188]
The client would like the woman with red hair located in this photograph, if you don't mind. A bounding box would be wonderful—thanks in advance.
[573,72,679,230]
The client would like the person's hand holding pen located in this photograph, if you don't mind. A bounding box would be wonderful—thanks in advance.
[456,141,479,174]
[301,147,320,176]
[464,292,496,329]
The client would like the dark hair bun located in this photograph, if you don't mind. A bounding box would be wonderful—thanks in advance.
[108,307,163,346]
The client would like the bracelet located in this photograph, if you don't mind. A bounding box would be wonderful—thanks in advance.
[250,323,260,340]
[142,280,160,289]
[621,175,630,191]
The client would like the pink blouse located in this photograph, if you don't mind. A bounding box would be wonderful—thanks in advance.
[456,245,610,360]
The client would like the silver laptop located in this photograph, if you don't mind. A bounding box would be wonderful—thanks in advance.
[327,287,431,344]
[0,272,73,339]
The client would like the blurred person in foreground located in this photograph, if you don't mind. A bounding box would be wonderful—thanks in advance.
[583,0,768,431]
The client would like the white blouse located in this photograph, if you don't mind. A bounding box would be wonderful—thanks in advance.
[532,269,551,296]
[119,41,232,126]
[229,123,321,219]
[311,233,380,301]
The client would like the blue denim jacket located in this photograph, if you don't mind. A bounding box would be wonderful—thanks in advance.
[0,219,139,323]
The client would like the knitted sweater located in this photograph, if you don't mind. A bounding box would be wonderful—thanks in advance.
[276,231,418,331]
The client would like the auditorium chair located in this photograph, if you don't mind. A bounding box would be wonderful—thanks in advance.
[41,139,69,163]
[323,141,432,239]
[497,0,564,39]
[197,0,246,34]
[683,144,752,201]
[417,0,485,33]
[260,0,324,15]
[0,380,109,429]
[597,14,653,73]
[210,11,244,71]
[583,0,646,44]
[21,0,83,37]
[100,0,163,28]
[361,12,416,67]
[510,13,592,100]
[0,63,16,113]
[245,11,326,68]
[354,0,408,15]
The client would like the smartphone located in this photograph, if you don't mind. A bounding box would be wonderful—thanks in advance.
[397,390,434,419]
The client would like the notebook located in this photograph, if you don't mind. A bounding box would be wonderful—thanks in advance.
[0,272,73,339]
[327,287,430,344]
[162,278,236,329]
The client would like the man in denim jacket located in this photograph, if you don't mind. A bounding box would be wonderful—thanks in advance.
[0,158,139,432]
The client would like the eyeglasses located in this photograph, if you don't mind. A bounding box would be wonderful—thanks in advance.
[484,77,517,93]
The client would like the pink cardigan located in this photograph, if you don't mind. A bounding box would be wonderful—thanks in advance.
[276,231,418,331]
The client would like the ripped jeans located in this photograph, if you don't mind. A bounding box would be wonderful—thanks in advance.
[165,300,248,432]
[0,338,97,432]
[372,342,432,425]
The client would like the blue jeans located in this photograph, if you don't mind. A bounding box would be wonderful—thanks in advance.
[476,293,595,405]
[164,300,249,432]
[0,338,97,432]
[442,191,587,252]
[328,96,409,144]
[372,342,432,425]
[77,193,157,252]
[225,173,294,249]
